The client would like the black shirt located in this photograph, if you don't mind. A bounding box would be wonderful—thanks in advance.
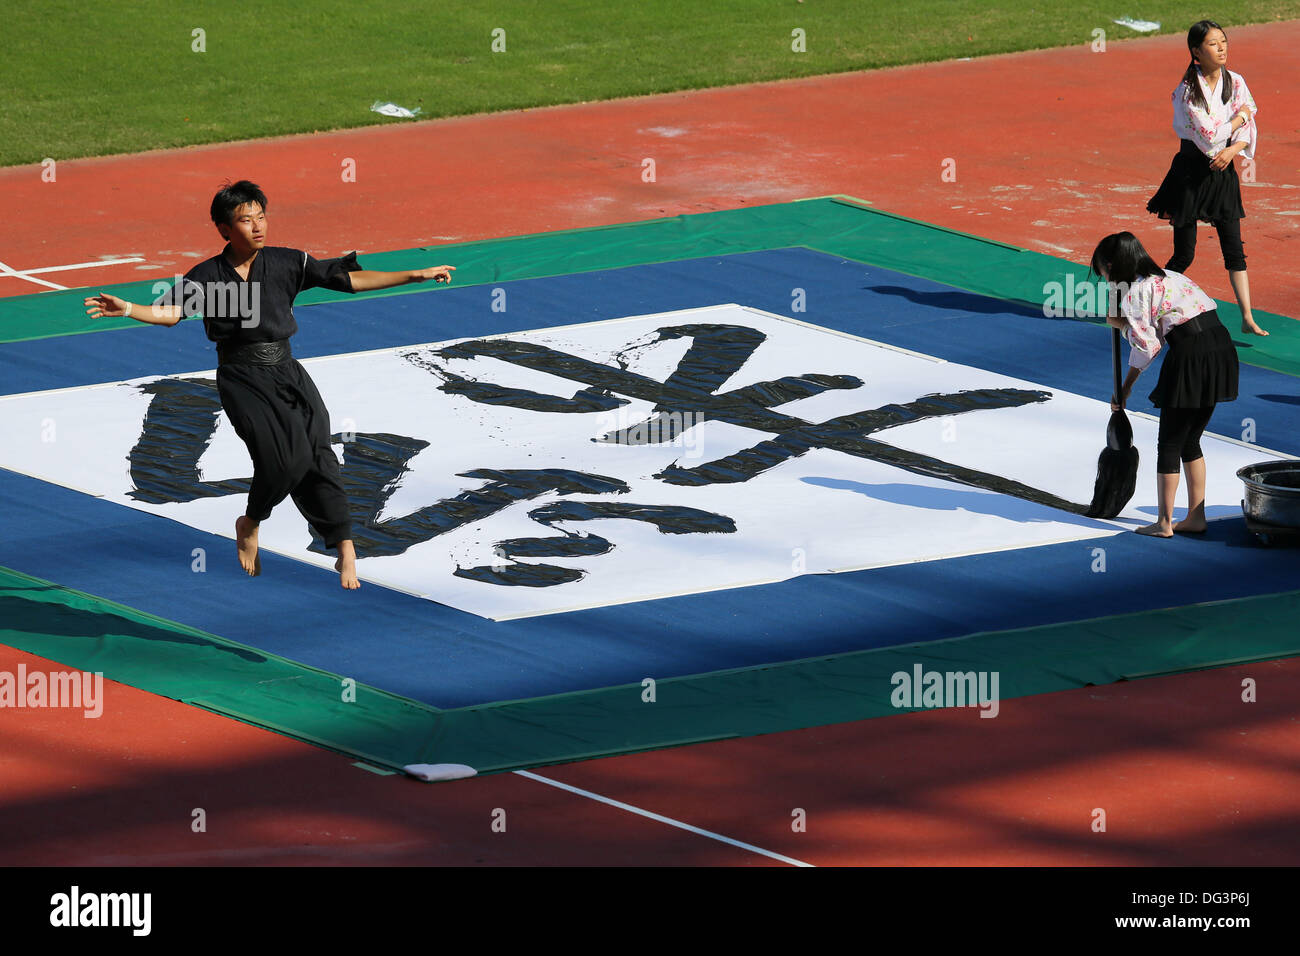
[154,245,359,344]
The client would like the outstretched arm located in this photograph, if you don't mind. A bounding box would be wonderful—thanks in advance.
[84,293,183,326]
[348,265,455,292]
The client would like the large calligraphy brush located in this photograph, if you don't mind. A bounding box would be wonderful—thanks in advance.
[1085,327,1139,518]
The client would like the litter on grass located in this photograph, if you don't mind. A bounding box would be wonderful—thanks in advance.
[371,101,423,119]
[1112,17,1160,33]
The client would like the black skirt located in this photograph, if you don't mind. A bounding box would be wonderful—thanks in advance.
[1147,139,1245,228]
[1148,308,1239,408]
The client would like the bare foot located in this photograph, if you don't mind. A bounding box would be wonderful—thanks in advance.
[235,515,261,576]
[1242,320,1269,336]
[1173,516,1208,533]
[335,540,360,590]
[1136,521,1174,537]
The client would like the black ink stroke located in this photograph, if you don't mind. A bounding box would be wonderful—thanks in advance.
[405,323,1089,514]
[454,500,739,587]
[126,377,251,504]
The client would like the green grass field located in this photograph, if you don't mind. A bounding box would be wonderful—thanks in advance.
[4,1,1298,167]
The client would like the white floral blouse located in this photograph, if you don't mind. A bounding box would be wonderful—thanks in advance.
[1119,271,1217,371]
[1172,67,1258,160]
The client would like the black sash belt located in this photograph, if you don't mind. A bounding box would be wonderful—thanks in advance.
[217,339,292,366]
[1166,308,1218,344]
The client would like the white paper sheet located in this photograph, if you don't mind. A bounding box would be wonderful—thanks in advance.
[0,305,1276,620]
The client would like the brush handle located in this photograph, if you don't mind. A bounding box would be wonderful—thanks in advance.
[1111,327,1122,395]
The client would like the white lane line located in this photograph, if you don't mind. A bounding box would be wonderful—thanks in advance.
[0,259,67,291]
[513,769,814,867]
[22,257,147,275]
[0,256,149,291]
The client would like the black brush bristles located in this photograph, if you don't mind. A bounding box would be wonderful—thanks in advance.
[1086,410,1139,518]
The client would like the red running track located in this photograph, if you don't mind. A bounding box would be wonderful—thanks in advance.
[3,646,1297,865]
[2,23,1299,866]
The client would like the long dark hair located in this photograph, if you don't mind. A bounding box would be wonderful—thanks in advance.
[1181,19,1233,111]
[1090,233,1166,285]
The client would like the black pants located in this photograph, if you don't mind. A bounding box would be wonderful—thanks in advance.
[1156,406,1214,474]
[1167,218,1246,273]
[216,360,352,548]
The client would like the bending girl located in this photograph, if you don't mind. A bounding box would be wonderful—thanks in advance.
[1091,232,1238,537]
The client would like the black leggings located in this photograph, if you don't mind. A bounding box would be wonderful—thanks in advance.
[1167,218,1246,273]
[1157,406,1215,474]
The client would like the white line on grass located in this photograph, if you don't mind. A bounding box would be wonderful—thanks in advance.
[513,769,814,866]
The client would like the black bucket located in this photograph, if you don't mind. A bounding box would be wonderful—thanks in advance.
[1237,460,1300,529]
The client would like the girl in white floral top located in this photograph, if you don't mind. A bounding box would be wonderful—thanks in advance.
[1146,19,1267,336]
[1091,232,1239,538]
[1117,269,1216,375]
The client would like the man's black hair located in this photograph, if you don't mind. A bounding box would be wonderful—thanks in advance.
[211,180,268,226]
[1089,232,1166,285]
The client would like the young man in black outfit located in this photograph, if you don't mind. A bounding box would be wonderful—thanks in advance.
[84,180,454,589]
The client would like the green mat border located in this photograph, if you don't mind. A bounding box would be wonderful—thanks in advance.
[5,562,1300,775]
[3,196,1298,376]
[0,565,444,770]
[3,197,1300,775]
